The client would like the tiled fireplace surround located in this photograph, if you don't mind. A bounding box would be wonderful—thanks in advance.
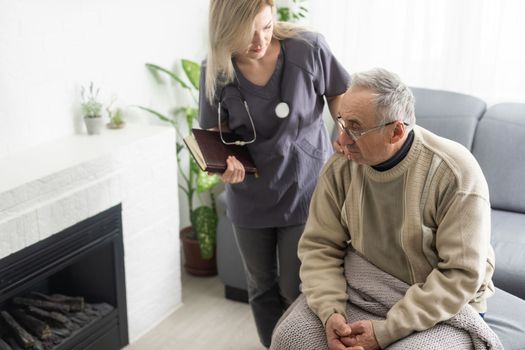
[0,124,181,343]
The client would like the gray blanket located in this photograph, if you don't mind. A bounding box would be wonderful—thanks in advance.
[271,250,503,350]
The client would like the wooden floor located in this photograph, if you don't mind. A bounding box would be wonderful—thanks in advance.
[124,270,265,350]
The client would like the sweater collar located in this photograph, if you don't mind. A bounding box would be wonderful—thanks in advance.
[372,130,414,172]
[363,126,423,182]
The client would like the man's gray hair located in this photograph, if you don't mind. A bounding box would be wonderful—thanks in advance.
[350,68,415,129]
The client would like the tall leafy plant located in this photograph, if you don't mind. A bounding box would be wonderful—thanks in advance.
[138,60,220,260]
[277,0,308,22]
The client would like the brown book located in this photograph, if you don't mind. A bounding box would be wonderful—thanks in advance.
[183,129,258,174]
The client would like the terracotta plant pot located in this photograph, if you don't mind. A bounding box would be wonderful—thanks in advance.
[180,226,217,276]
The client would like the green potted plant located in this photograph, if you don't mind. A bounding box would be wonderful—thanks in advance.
[138,59,221,276]
[81,82,104,135]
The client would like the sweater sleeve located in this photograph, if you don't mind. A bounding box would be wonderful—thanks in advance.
[298,167,351,325]
[371,191,492,348]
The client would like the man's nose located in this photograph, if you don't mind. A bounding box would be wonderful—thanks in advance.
[340,132,356,145]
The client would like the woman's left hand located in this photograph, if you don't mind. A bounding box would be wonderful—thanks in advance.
[217,156,246,184]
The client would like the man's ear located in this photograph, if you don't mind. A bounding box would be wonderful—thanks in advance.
[390,122,406,144]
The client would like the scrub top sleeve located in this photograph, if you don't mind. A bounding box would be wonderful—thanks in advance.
[314,34,351,98]
[198,62,224,129]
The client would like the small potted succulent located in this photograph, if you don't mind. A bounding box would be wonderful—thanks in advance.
[106,95,125,129]
[81,82,104,135]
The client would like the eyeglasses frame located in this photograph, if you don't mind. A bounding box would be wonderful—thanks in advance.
[336,115,409,141]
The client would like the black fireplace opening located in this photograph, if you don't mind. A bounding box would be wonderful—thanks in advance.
[0,204,128,350]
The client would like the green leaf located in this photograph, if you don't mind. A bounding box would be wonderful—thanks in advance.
[185,107,198,119]
[135,106,176,126]
[172,106,197,128]
[185,107,198,128]
[191,206,218,259]
[277,7,290,22]
[197,171,220,192]
[189,157,201,174]
[181,59,200,90]
[145,63,165,84]
[145,63,190,90]
[173,107,188,116]
[176,143,184,155]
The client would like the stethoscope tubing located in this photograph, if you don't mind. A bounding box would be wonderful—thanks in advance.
[217,40,289,146]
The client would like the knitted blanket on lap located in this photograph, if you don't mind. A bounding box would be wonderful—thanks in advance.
[271,250,503,350]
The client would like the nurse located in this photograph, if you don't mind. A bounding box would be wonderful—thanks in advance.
[198,1,350,347]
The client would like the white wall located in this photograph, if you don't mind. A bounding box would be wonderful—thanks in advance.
[308,0,525,106]
[0,0,209,159]
[0,0,208,338]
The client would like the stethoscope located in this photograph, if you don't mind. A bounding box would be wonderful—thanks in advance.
[217,41,290,146]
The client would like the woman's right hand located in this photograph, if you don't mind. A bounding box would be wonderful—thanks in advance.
[216,156,246,184]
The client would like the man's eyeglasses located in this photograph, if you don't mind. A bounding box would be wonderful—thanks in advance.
[337,115,409,142]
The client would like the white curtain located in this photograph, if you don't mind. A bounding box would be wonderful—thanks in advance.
[308,0,525,105]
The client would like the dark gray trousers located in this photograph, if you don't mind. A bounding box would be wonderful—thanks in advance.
[233,224,304,348]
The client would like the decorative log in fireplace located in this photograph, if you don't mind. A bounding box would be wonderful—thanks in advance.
[1,292,114,350]
[0,205,128,350]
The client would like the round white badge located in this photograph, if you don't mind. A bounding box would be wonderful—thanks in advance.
[275,102,290,118]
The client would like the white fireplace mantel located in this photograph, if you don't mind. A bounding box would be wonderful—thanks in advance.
[0,123,181,342]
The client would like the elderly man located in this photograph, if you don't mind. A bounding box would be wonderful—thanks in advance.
[271,68,499,350]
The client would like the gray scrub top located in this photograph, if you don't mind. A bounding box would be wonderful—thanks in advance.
[199,32,350,228]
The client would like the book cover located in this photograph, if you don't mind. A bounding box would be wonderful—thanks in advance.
[183,129,258,174]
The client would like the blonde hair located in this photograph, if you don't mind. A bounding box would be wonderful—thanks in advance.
[205,0,306,104]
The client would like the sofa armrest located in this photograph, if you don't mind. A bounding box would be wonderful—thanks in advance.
[490,209,525,300]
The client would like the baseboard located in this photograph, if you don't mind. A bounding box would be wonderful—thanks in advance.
[225,285,249,303]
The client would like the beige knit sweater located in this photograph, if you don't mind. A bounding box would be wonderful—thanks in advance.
[298,126,495,348]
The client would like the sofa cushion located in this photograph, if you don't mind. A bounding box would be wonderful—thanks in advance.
[490,209,525,299]
[411,87,486,149]
[485,287,525,350]
[472,103,525,213]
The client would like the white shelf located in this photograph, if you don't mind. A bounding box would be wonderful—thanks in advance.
[0,123,173,194]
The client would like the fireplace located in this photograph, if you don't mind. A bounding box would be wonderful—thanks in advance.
[0,204,128,350]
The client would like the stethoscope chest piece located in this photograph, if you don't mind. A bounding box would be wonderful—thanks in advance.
[275,101,290,118]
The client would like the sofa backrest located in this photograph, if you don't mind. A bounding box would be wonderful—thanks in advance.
[411,87,486,149]
[472,103,525,213]
[472,103,525,299]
